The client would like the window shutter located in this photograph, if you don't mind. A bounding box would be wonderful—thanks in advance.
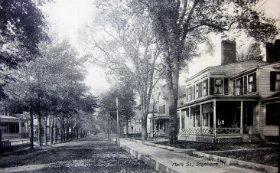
[224,78,229,95]
[244,76,247,94]
[210,78,214,95]
[186,88,188,102]
[270,72,276,91]
[240,77,243,95]
[205,79,209,95]
[252,73,257,92]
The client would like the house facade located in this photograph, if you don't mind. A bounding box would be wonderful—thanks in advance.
[177,40,280,143]
[123,109,142,136]
[149,86,170,138]
[0,113,29,140]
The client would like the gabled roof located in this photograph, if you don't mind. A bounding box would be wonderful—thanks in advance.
[186,60,268,82]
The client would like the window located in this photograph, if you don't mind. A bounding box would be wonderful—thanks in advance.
[202,79,208,96]
[266,103,280,125]
[196,84,199,99]
[203,114,209,126]
[235,79,241,95]
[159,105,165,114]
[181,116,185,129]
[248,73,256,92]
[276,73,280,91]
[270,72,280,91]
[214,78,223,94]
[196,83,202,99]
[188,87,192,101]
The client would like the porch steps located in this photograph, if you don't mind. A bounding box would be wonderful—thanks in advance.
[248,135,263,142]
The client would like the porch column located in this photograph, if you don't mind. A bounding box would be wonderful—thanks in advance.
[179,109,182,130]
[184,110,187,129]
[200,104,203,135]
[213,100,217,140]
[240,100,243,135]
[189,107,191,127]
[200,104,203,127]
[19,122,22,133]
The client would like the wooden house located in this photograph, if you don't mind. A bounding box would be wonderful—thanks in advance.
[177,40,280,143]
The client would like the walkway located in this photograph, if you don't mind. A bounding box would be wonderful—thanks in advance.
[120,138,264,173]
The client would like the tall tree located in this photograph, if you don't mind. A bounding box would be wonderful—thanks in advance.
[0,0,47,97]
[4,40,97,146]
[84,0,164,139]
[135,0,278,143]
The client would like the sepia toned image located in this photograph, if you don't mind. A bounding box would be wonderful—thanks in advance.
[0,0,279,173]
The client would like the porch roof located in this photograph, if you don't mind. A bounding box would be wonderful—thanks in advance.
[261,92,280,102]
[0,115,21,123]
[177,95,259,109]
[152,115,169,120]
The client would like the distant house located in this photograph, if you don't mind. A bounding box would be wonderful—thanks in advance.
[0,113,29,140]
[177,40,280,143]
[123,109,142,137]
[149,86,170,138]
[147,102,158,138]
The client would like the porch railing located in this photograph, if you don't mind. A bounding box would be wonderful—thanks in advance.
[179,128,241,136]
[180,128,213,135]
[216,128,240,135]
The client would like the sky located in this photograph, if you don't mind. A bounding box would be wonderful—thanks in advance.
[42,0,280,96]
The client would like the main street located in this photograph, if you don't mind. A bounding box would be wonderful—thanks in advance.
[0,135,157,173]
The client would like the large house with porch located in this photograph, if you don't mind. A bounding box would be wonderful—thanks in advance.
[148,85,170,138]
[177,40,280,143]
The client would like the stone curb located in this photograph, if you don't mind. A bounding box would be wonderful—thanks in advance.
[125,138,195,153]
[120,141,179,173]
[192,151,278,173]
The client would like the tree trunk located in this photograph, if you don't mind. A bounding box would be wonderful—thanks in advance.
[54,118,57,144]
[44,116,48,145]
[66,120,69,140]
[60,117,64,142]
[50,115,54,144]
[30,108,34,149]
[126,117,129,138]
[141,109,149,141]
[38,114,42,146]
[167,48,180,145]
[76,127,79,139]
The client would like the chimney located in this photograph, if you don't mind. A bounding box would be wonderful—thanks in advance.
[221,40,236,65]
[266,39,280,63]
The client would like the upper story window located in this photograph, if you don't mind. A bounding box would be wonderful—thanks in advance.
[271,71,280,91]
[195,83,202,99]
[214,78,223,94]
[159,105,165,114]
[248,73,256,93]
[188,87,192,101]
[202,79,208,96]
[235,78,241,95]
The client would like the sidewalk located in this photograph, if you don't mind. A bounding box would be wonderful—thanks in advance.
[120,138,264,173]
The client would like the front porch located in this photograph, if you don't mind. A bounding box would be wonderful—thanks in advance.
[152,116,169,138]
[178,99,257,143]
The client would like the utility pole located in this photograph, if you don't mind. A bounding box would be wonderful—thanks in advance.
[116,97,120,146]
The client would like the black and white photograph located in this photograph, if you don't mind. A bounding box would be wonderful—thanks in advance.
[0,0,279,172]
